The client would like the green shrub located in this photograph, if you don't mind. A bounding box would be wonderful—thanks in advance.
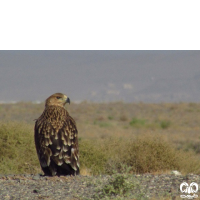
[101,173,133,198]
[108,116,114,120]
[93,120,111,128]
[129,118,146,127]
[160,120,171,129]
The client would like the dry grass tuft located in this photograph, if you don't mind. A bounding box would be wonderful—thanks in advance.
[0,121,40,174]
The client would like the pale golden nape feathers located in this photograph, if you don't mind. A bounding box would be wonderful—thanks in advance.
[34,93,79,176]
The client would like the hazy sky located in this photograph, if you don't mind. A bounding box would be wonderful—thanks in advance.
[0,51,200,103]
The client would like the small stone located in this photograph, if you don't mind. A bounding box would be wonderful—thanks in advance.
[32,175,40,180]
[171,170,182,176]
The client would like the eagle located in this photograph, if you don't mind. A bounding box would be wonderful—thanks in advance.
[34,93,80,176]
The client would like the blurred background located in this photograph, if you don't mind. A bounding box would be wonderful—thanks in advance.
[0,50,200,103]
[1,50,200,178]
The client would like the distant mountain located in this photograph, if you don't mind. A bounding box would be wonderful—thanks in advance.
[0,51,200,103]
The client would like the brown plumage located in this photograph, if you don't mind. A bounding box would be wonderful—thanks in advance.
[34,93,79,176]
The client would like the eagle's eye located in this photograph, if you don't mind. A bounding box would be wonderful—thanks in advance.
[56,96,61,99]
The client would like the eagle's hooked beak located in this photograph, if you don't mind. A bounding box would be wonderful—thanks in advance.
[66,97,70,104]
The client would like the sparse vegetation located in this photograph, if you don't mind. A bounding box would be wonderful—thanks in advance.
[95,173,134,199]
[0,101,200,176]
[119,114,128,121]
[160,120,171,129]
[129,118,146,127]
[0,121,40,174]
[108,116,114,120]
[79,135,200,175]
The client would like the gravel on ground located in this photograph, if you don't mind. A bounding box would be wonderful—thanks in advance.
[0,173,200,199]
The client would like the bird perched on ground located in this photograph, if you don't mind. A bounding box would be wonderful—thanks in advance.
[34,93,79,176]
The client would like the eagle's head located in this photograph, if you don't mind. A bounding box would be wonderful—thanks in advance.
[45,93,70,108]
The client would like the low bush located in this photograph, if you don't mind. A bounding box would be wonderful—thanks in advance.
[129,118,146,127]
[0,121,40,174]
